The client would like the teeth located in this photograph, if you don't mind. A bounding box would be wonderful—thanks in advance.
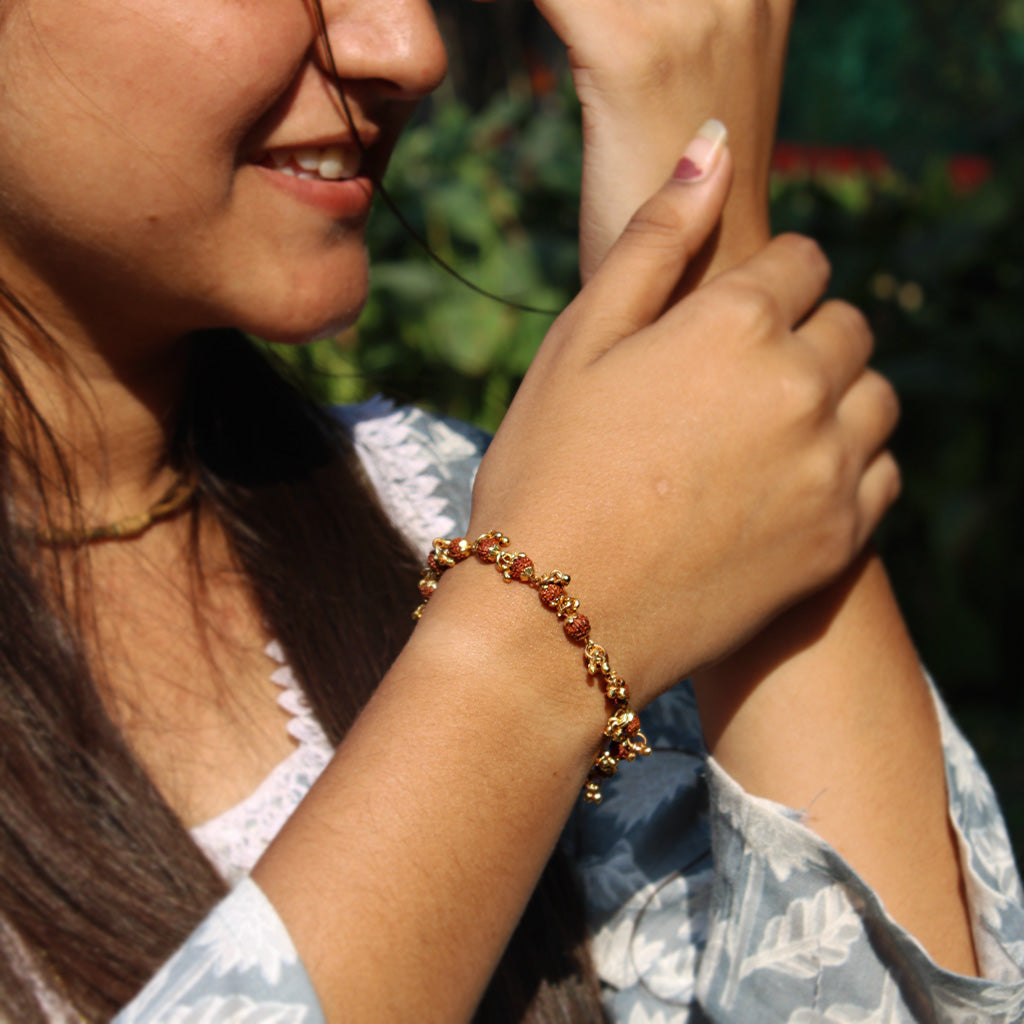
[265,144,360,181]
[295,147,321,172]
[318,146,349,180]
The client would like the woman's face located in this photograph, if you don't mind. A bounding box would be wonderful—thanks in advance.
[0,0,447,349]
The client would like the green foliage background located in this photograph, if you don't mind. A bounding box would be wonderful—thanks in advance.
[269,0,1024,853]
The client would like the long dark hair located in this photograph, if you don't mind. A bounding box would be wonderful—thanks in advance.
[0,0,608,1016]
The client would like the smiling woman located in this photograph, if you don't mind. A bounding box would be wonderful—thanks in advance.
[0,0,444,349]
[0,0,1019,1023]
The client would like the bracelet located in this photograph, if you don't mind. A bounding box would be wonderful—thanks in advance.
[413,530,651,804]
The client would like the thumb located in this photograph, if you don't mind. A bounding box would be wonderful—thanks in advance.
[573,120,732,351]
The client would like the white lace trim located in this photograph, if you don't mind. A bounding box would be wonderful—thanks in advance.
[342,396,477,553]
[189,642,333,888]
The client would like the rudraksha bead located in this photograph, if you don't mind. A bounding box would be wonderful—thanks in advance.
[538,583,564,609]
[563,614,591,643]
[448,539,471,562]
[507,554,534,581]
[475,539,501,562]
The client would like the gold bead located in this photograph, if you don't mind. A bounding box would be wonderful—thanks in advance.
[605,709,638,742]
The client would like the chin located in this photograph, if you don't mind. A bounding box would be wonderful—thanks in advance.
[254,319,352,347]
[235,291,368,347]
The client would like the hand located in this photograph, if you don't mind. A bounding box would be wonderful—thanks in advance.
[527,0,795,279]
[467,139,899,706]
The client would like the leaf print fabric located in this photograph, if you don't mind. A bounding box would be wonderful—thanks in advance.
[739,886,861,982]
[580,680,1024,1022]
[112,880,322,1024]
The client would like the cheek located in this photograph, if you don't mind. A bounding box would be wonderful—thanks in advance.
[0,0,309,176]
[0,0,313,283]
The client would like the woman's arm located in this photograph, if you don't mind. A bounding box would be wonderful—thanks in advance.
[250,152,897,1020]
[696,553,977,974]
[533,0,978,975]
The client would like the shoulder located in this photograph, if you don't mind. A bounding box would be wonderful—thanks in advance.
[330,397,490,554]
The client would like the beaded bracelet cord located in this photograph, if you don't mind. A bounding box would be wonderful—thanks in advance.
[413,530,651,804]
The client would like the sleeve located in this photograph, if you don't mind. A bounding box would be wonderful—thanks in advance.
[332,396,489,553]
[567,680,1024,1023]
[111,878,324,1024]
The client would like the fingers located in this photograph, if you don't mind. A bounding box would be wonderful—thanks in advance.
[839,369,901,551]
[797,299,875,402]
[840,368,901,463]
[720,233,832,330]
[855,449,902,549]
[568,123,733,353]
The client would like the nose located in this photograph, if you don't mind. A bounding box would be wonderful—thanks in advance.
[316,0,448,100]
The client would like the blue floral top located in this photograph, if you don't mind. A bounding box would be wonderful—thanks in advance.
[114,400,1024,1023]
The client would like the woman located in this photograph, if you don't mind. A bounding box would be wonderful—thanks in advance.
[0,0,1017,1021]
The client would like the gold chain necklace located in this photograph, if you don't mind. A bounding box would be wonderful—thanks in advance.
[35,473,198,547]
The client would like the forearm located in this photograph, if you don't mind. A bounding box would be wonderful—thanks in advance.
[254,569,607,1021]
[693,552,978,975]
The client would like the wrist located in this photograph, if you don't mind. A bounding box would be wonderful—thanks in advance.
[403,557,611,775]
[407,533,652,801]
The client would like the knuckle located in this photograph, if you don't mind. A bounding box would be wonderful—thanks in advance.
[826,521,861,576]
[877,451,903,505]
[804,445,846,504]
[777,233,831,279]
[825,299,875,359]
[779,362,830,423]
[856,368,901,437]
[828,297,871,337]
[802,463,859,573]
[721,277,781,334]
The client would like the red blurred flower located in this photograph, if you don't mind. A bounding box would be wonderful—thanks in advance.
[947,155,992,195]
[524,49,557,98]
[771,142,890,180]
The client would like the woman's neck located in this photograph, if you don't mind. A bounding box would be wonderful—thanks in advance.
[5,319,195,527]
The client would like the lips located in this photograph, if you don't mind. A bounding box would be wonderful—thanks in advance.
[260,144,362,182]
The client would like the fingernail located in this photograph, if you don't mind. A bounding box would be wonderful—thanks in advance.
[673,119,728,183]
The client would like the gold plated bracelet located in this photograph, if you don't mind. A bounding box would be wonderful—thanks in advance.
[414,530,651,804]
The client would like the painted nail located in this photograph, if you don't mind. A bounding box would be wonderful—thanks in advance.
[673,119,728,182]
